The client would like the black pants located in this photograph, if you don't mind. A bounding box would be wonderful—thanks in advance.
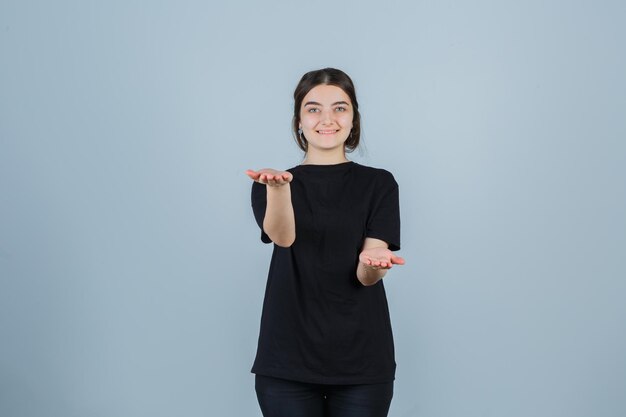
[255,374,394,417]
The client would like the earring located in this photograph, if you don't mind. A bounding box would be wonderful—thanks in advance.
[298,128,304,140]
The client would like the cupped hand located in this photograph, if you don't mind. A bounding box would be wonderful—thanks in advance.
[359,247,405,270]
[245,168,293,187]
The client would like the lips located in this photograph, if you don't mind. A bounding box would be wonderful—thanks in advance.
[317,129,338,135]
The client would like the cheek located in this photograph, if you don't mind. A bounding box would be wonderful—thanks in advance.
[339,113,354,127]
[300,114,317,128]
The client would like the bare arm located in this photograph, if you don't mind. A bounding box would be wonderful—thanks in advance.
[246,168,296,247]
[357,237,405,286]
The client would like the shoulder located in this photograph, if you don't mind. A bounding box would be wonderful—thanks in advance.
[352,163,398,188]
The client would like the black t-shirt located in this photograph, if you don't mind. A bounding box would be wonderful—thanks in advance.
[250,161,401,384]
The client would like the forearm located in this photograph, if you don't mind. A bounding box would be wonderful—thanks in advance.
[356,263,388,286]
[263,184,296,247]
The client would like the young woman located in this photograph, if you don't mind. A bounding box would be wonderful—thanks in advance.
[245,68,405,417]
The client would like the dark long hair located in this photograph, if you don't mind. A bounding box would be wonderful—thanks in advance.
[292,68,361,153]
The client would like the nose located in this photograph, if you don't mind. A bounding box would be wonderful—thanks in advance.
[321,108,334,124]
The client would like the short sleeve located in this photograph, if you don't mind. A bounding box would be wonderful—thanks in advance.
[366,171,401,251]
[251,182,272,244]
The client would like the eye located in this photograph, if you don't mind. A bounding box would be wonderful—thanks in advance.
[307,108,320,113]
[335,106,347,112]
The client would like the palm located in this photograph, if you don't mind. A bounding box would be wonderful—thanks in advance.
[245,168,293,186]
[359,247,405,270]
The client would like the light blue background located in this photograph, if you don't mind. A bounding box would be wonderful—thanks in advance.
[1,1,625,416]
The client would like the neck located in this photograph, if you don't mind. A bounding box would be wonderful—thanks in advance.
[302,148,349,165]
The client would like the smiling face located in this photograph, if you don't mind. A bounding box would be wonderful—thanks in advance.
[298,84,354,154]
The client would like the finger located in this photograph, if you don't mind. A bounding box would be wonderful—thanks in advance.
[391,256,405,265]
[271,175,287,185]
[270,176,288,186]
[260,174,273,185]
[245,170,260,180]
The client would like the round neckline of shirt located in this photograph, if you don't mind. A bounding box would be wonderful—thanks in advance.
[295,161,355,170]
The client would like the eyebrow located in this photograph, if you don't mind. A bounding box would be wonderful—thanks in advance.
[303,101,350,107]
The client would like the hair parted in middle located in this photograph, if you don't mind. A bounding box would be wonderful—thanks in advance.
[292,68,361,153]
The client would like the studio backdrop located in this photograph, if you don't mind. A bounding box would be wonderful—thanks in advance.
[1,1,625,416]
